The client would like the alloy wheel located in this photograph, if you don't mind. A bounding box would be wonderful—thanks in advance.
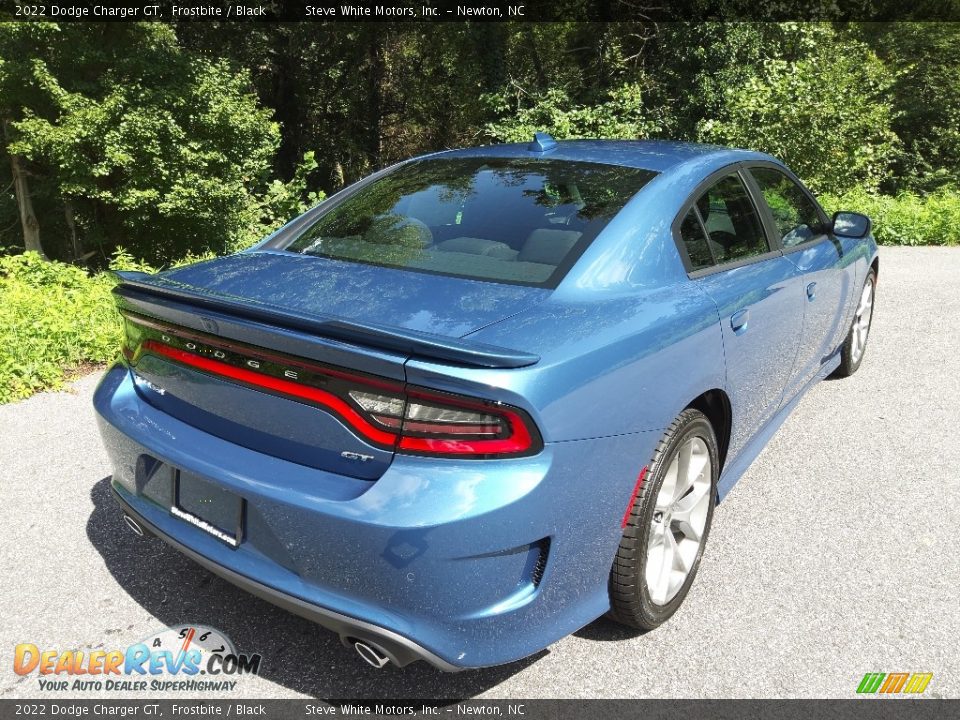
[851,277,875,364]
[645,435,712,605]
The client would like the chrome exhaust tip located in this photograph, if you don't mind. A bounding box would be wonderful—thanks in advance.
[354,640,391,668]
[123,514,145,537]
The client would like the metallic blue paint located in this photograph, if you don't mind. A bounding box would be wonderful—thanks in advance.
[153,251,552,338]
[93,139,878,669]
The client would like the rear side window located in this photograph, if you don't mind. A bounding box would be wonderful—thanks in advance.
[283,158,658,287]
[679,209,714,271]
[750,167,824,248]
[679,173,769,273]
[695,174,768,265]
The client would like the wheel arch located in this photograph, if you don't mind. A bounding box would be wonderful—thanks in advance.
[686,388,732,473]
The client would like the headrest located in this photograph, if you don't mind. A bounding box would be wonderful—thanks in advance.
[435,237,518,260]
[518,229,582,266]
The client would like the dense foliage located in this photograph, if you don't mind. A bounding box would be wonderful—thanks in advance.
[821,190,960,247]
[0,23,320,265]
[3,21,957,264]
[0,21,957,401]
[0,252,120,401]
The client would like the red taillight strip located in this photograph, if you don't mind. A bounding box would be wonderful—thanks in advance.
[125,312,404,393]
[141,340,398,447]
[132,326,541,458]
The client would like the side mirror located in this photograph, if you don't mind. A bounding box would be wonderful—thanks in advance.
[831,211,871,239]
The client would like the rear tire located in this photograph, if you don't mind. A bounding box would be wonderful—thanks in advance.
[835,269,876,378]
[608,409,719,630]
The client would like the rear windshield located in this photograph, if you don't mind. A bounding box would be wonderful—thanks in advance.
[282,157,657,287]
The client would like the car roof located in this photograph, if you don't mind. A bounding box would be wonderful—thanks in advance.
[425,138,772,174]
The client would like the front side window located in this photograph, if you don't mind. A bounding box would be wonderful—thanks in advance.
[750,167,823,248]
[283,158,658,287]
[690,173,769,267]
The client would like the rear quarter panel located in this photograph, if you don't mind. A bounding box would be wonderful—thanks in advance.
[416,285,724,443]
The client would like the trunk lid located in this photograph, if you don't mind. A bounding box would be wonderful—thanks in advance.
[114,251,543,481]
[158,250,549,338]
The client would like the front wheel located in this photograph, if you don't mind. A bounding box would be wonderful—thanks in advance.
[608,409,719,630]
[835,269,876,378]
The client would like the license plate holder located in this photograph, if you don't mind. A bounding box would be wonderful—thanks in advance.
[170,468,244,548]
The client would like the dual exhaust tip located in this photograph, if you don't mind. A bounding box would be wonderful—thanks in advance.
[123,514,145,537]
[353,640,391,668]
[124,512,392,669]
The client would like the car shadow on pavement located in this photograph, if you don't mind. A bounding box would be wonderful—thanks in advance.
[572,616,647,642]
[86,477,542,699]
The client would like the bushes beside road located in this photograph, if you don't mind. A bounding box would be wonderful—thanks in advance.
[0,252,123,403]
[822,190,960,247]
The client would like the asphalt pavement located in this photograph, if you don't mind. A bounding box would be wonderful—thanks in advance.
[1,246,958,699]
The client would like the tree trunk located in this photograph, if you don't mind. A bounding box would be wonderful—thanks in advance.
[524,27,548,87]
[3,119,46,258]
[64,199,80,262]
[366,28,386,168]
[271,27,302,181]
[330,160,345,190]
[473,24,507,93]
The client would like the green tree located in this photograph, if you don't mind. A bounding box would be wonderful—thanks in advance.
[858,22,960,193]
[694,24,898,194]
[0,23,62,258]
[484,83,666,143]
[3,21,960,265]
[0,23,309,265]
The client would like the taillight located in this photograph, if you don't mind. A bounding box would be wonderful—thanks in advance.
[122,313,542,459]
[347,387,536,457]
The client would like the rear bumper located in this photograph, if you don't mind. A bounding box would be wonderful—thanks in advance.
[111,485,458,670]
[94,363,660,669]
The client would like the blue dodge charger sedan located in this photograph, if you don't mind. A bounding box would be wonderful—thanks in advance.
[94,135,878,670]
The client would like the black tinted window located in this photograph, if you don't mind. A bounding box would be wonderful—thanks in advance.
[750,167,823,248]
[284,158,657,287]
[679,209,714,271]
[694,174,768,265]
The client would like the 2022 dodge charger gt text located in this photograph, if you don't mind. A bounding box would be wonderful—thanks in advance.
[94,135,878,670]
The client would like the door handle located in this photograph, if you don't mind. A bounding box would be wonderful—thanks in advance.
[730,309,749,334]
[806,282,817,300]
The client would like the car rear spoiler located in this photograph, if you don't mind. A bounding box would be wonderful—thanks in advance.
[111,271,540,369]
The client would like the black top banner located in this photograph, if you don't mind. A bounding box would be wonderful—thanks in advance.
[4,0,960,22]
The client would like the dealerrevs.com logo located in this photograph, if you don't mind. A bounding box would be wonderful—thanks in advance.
[14,625,261,692]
